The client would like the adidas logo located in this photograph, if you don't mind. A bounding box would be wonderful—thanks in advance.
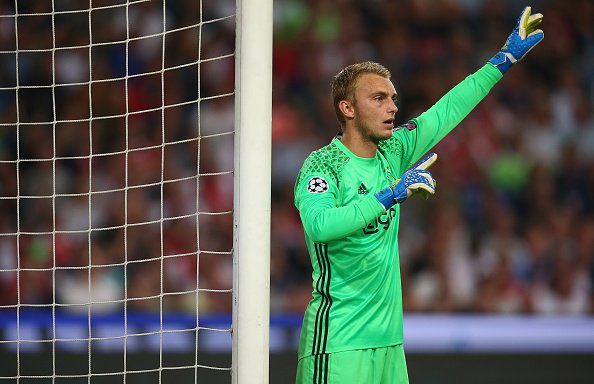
[358,183,369,195]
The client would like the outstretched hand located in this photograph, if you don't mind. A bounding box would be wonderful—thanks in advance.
[488,6,544,74]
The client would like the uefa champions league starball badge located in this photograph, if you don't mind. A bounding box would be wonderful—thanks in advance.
[307,176,329,193]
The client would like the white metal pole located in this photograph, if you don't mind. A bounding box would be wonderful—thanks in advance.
[232,0,272,382]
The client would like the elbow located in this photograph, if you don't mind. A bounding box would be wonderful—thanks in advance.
[306,223,334,243]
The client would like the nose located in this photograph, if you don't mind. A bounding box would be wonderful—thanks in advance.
[389,98,398,114]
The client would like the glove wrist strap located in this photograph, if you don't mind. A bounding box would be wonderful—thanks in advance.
[374,186,396,210]
[488,51,515,74]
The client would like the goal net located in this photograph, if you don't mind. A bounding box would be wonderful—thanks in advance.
[0,0,270,383]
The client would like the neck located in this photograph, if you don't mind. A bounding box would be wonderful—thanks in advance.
[340,127,378,158]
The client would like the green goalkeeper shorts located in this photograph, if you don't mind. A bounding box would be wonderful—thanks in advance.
[295,344,409,384]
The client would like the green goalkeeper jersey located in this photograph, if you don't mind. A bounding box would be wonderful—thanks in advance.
[294,64,502,359]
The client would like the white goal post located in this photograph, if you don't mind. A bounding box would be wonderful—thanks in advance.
[233,0,272,384]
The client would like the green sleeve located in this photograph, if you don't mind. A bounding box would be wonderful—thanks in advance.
[396,63,502,170]
[294,172,385,243]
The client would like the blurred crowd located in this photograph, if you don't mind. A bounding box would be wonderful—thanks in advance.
[0,0,593,318]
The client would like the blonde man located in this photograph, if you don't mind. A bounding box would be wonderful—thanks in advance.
[294,7,543,384]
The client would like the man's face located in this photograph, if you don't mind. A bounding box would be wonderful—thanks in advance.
[351,73,398,143]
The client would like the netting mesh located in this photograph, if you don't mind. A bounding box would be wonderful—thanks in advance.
[0,0,236,381]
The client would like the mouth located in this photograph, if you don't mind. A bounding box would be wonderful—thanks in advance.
[382,119,394,127]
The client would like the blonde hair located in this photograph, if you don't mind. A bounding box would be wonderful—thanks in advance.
[331,61,391,128]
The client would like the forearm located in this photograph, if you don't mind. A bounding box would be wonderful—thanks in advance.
[299,197,384,243]
[415,64,502,134]
[398,64,502,168]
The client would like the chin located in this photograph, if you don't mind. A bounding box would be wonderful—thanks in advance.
[371,133,391,144]
[379,129,393,140]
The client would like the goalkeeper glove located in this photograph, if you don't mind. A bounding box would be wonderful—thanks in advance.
[375,153,437,210]
[488,6,544,75]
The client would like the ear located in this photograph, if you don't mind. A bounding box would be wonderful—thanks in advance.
[338,99,355,120]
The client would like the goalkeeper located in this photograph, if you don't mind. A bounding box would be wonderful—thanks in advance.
[294,6,544,384]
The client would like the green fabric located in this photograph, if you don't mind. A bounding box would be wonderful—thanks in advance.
[296,345,409,384]
[295,138,404,359]
[294,64,502,360]
[294,139,387,243]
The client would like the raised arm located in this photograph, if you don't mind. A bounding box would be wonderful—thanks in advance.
[395,6,544,170]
